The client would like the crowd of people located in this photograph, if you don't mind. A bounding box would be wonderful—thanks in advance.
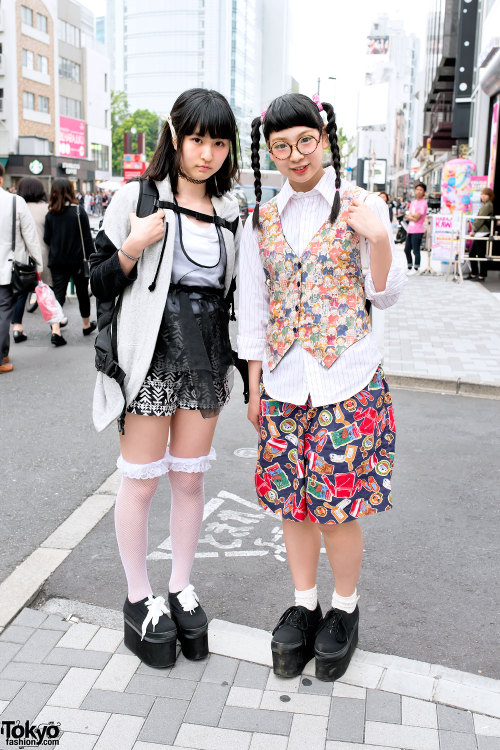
[77,190,113,217]
[0,165,96,372]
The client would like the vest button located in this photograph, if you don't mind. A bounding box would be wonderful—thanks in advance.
[297,281,300,287]
[293,327,298,334]
[297,262,302,269]
[295,305,299,311]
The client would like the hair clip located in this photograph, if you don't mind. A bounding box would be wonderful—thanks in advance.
[166,114,177,142]
[312,94,323,112]
[260,110,267,124]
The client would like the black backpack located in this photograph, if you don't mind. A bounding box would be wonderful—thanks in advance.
[94,179,248,434]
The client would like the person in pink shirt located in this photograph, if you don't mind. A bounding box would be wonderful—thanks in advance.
[404,182,428,274]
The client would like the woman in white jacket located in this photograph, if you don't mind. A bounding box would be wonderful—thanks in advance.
[90,89,241,669]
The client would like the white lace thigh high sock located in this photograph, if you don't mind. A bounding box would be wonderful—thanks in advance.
[115,454,169,604]
[166,448,215,594]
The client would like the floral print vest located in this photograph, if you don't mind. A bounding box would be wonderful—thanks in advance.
[257,185,371,371]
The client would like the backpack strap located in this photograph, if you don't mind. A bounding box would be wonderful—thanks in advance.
[136,178,159,218]
[157,200,239,236]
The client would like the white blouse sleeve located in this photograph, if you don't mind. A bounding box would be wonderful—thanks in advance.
[236,217,270,361]
[362,194,407,310]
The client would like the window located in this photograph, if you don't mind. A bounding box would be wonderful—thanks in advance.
[23,91,35,109]
[0,89,4,113]
[59,20,80,47]
[38,95,49,113]
[91,143,109,170]
[60,95,82,119]
[104,110,108,128]
[36,13,48,33]
[21,5,33,26]
[104,73,108,92]
[37,55,48,75]
[22,49,34,69]
[59,57,80,83]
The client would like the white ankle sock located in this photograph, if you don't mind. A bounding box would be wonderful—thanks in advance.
[294,586,318,611]
[331,589,359,613]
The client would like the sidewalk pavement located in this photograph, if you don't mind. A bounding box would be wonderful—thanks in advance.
[0,604,499,750]
[380,251,500,395]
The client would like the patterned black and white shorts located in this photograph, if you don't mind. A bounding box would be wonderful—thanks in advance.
[127,360,231,419]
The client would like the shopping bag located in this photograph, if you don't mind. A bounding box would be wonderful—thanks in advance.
[35,279,65,324]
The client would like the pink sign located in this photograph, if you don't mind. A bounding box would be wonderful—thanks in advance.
[488,101,498,190]
[59,116,86,159]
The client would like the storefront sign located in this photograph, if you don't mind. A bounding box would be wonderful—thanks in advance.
[431,214,463,262]
[123,152,147,181]
[59,116,86,159]
[470,176,489,215]
[29,159,43,175]
[60,162,80,175]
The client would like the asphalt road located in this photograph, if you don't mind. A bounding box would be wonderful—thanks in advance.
[2,294,499,679]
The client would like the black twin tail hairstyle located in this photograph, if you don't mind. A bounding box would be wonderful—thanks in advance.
[250,93,342,229]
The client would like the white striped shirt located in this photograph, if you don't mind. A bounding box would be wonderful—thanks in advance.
[237,167,407,406]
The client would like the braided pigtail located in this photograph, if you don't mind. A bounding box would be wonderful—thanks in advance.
[250,116,263,229]
[322,102,342,224]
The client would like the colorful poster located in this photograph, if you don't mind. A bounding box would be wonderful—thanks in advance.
[59,116,86,159]
[470,176,489,216]
[431,214,463,262]
[367,36,390,55]
[488,101,499,190]
[441,158,477,214]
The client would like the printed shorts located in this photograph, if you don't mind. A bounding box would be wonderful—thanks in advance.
[255,366,396,524]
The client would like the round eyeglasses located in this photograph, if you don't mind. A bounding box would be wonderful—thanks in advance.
[269,135,321,160]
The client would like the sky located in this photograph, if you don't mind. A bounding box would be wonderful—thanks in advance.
[80,0,433,139]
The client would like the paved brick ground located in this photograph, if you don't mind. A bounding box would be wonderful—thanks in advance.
[382,249,500,386]
[1,607,499,750]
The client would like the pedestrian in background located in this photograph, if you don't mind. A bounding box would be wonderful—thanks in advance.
[44,178,96,347]
[468,187,495,282]
[0,164,43,372]
[11,177,59,343]
[404,182,428,274]
[239,93,406,682]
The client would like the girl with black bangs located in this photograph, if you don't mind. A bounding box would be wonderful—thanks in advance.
[238,93,407,681]
[90,89,241,668]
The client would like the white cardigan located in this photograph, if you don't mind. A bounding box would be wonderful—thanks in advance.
[92,178,241,432]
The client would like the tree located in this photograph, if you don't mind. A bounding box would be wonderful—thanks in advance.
[111,90,161,175]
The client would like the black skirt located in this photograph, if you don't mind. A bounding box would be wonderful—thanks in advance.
[127,284,233,419]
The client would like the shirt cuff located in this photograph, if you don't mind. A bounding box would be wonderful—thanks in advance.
[365,263,407,309]
[237,336,266,361]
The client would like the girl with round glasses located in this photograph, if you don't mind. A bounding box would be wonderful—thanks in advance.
[238,93,407,681]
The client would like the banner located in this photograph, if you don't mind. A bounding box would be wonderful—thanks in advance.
[431,214,463,262]
[367,36,389,55]
[488,101,498,190]
[59,116,86,159]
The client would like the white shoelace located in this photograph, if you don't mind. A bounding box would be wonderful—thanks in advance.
[141,595,169,640]
[177,584,200,614]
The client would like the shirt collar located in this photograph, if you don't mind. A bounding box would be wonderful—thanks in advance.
[276,166,342,213]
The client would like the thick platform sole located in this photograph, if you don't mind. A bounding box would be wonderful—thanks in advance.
[271,640,314,678]
[176,625,209,661]
[314,626,358,682]
[124,620,177,669]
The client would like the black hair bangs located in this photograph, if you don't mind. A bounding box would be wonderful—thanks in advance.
[177,89,237,140]
[263,93,323,140]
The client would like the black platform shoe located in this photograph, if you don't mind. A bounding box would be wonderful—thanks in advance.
[271,604,322,678]
[168,585,208,661]
[314,606,359,682]
[123,595,177,669]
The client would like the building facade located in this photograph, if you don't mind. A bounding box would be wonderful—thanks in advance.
[105,0,290,166]
[355,16,420,195]
[0,0,111,192]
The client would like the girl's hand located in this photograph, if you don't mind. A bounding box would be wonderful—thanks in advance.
[247,393,260,432]
[470,230,475,237]
[348,199,386,243]
[127,210,166,253]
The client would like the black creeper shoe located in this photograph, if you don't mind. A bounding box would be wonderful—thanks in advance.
[314,606,359,682]
[123,595,177,669]
[271,604,322,678]
[168,585,209,660]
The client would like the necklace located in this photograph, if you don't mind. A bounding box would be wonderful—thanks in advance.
[178,167,208,185]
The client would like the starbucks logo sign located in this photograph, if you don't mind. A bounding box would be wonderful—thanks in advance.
[29,159,43,175]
